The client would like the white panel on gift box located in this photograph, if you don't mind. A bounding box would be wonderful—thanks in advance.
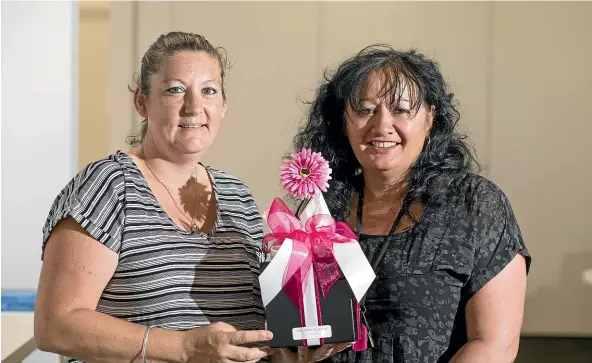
[260,239,294,307]
[333,243,376,303]
[302,267,321,346]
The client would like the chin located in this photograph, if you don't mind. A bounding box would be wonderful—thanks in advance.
[365,156,402,171]
[371,164,400,173]
[175,134,214,152]
[361,157,413,175]
[175,142,211,155]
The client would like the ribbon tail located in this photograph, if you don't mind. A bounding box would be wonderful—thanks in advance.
[312,246,341,298]
[302,265,321,346]
[314,271,324,346]
[351,299,367,351]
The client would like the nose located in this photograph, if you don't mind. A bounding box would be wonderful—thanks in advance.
[371,104,395,134]
[184,91,204,116]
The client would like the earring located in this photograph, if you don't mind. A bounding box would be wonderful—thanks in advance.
[425,137,431,148]
[355,167,362,176]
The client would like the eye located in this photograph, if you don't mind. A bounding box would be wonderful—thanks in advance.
[202,87,218,96]
[166,86,185,94]
[357,108,375,117]
[393,108,411,115]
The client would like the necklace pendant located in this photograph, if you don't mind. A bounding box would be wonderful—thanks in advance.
[191,222,198,233]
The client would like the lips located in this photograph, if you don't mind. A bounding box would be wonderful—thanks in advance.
[178,124,205,128]
[369,140,399,148]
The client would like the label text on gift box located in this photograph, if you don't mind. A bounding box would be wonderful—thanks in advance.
[292,325,333,340]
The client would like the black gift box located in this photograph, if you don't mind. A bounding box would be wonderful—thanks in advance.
[260,261,358,348]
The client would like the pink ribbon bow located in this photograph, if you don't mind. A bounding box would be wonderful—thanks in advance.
[263,198,357,303]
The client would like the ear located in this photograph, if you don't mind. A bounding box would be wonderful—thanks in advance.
[134,88,148,118]
[425,105,435,137]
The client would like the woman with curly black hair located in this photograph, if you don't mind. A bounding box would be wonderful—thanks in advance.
[293,45,531,363]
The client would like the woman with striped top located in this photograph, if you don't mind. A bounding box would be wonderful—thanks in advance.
[34,32,344,363]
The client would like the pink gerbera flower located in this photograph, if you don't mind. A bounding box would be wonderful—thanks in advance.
[280,148,332,199]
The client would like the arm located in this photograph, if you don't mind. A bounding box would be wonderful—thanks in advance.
[35,218,186,362]
[450,254,527,363]
[35,218,271,363]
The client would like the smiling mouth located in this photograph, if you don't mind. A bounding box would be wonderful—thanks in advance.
[178,124,205,128]
[369,141,399,148]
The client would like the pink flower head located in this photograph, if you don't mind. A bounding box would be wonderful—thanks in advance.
[280,148,332,199]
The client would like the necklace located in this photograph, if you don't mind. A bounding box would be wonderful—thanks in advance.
[143,158,201,233]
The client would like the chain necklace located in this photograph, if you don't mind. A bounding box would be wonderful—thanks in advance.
[143,158,201,233]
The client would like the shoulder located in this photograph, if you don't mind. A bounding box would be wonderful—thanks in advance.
[449,173,512,214]
[430,173,520,239]
[57,152,128,204]
[77,152,127,185]
[42,152,129,254]
[443,174,524,255]
[206,166,255,197]
[453,176,530,294]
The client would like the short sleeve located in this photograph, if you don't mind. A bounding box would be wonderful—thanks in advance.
[42,158,126,259]
[465,180,531,298]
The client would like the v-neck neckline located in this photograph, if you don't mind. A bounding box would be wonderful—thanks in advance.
[118,150,221,237]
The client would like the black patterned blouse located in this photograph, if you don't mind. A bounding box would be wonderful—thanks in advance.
[326,173,531,363]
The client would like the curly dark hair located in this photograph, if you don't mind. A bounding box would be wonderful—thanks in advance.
[293,45,480,222]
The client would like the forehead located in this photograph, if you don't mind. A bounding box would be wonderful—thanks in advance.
[156,51,221,81]
[359,70,413,101]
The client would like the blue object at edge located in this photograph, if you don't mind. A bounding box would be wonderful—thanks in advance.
[1,290,37,312]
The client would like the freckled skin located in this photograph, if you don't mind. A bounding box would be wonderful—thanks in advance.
[135,51,227,161]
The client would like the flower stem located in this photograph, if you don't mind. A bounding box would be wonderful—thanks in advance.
[296,198,310,217]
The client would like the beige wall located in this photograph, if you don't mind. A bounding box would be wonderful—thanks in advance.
[79,1,110,169]
[102,2,592,336]
[490,3,592,335]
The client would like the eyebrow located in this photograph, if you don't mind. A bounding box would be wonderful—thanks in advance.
[359,97,410,103]
[161,78,186,84]
[160,78,220,85]
[202,79,221,85]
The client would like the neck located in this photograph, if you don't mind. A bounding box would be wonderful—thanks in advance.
[138,136,201,186]
[362,168,406,203]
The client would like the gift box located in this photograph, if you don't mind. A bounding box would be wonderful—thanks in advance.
[259,189,376,349]
[261,261,359,347]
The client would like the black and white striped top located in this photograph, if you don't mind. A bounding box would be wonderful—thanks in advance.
[42,151,266,361]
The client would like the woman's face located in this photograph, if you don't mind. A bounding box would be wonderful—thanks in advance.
[345,71,433,178]
[134,51,226,158]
